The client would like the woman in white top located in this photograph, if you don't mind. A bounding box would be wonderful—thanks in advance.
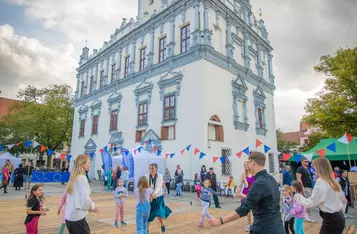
[65,154,99,234]
[146,163,172,233]
[295,157,346,234]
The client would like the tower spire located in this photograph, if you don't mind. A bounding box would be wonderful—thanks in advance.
[259,8,262,19]
[85,38,88,47]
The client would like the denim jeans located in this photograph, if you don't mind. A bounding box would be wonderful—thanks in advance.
[174,183,183,197]
[136,201,150,234]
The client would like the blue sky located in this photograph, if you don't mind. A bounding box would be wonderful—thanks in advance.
[0,0,356,132]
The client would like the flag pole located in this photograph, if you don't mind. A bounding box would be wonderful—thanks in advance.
[347,144,352,169]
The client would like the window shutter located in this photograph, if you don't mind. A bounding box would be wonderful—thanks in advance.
[135,131,139,142]
[219,125,224,142]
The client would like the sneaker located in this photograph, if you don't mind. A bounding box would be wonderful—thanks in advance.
[120,221,127,225]
[161,225,166,233]
[245,224,251,232]
[347,214,353,219]
[305,217,315,222]
[114,222,119,228]
[199,223,203,228]
[344,214,348,219]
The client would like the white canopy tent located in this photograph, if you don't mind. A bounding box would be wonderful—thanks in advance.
[0,152,21,169]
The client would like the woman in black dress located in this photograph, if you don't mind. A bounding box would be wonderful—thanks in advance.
[13,164,24,190]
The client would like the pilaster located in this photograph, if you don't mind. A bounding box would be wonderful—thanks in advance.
[167,16,175,57]
[257,44,263,78]
[243,31,251,68]
[191,3,201,46]
[225,17,235,58]
[115,48,122,80]
[203,3,212,46]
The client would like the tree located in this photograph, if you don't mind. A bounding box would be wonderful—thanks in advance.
[304,47,357,137]
[276,129,299,153]
[0,84,74,155]
[299,132,327,152]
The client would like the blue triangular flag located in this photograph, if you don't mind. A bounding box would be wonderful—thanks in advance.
[125,150,129,156]
[243,147,250,156]
[138,147,142,153]
[199,152,206,159]
[157,150,161,156]
[220,156,226,164]
[89,152,95,158]
[186,144,191,151]
[264,145,271,154]
[0,145,3,151]
[294,154,302,163]
[103,146,108,152]
[47,149,54,157]
[25,140,32,148]
[67,155,72,161]
[326,142,336,152]
[146,139,152,145]
[170,153,175,159]
[113,146,117,151]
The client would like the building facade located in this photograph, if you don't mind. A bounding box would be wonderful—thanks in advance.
[71,0,278,181]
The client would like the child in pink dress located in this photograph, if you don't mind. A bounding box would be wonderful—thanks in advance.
[57,191,67,234]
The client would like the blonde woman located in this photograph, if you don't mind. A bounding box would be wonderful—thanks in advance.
[65,154,98,234]
[235,161,254,232]
[295,158,346,234]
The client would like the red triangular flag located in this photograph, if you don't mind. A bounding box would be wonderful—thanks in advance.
[40,145,46,152]
[99,148,104,154]
[153,146,158,153]
[316,149,326,158]
[133,149,137,155]
[194,148,200,155]
[60,153,66,160]
[213,157,219,163]
[256,139,263,148]
[282,153,291,161]
[346,133,354,143]
[236,151,242,158]
[165,153,170,159]
[110,143,114,149]
[15,142,22,146]
[180,149,185,155]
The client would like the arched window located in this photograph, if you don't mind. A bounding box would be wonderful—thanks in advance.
[208,115,224,142]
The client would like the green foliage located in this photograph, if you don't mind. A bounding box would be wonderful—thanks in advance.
[299,132,327,152]
[304,47,357,137]
[0,84,74,154]
[276,129,299,153]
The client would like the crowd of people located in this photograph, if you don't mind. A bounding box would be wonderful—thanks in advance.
[17,151,350,234]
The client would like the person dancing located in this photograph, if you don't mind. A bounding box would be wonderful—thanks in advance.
[146,163,172,233]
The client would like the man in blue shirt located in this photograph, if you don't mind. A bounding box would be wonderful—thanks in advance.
[208,151,284,234]
[282,165,292,186]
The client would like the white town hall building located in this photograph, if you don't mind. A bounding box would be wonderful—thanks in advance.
[70,0,279,181]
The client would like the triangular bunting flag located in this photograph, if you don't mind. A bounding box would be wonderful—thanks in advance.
[213,157,219,163]
[282,153,291,161]
[89,152,95,158]
[180,149,185,155]
[25,140,32,148]
[40,145,46,152]
[6,144,15,150]
[316,148,326,158]
[186,145,191,151]
[60,153,66,160]
[138,147,142,153]
[66,155,72,161]
[220,156,226,164]
[103,146,108,152]
[243,147,250,156]
[294,154,302,164]
[110,143,114,149]
[0,145,4,151]
[99,148,104,154]
[337,133,353,144]
[113,146,117,152]
[157,150,162,156]
[165,153,170,159]
[170,153,175,159]
[236,151,242,158]
[199,152,206,159]
[153,146,158,153]
[33,141,40,148]
[326,142,336,152]
[256,139,263,148]
[146,139,152,145]
[264,145,271,154]
[194,148,200,155]
[133,149,137,155]
[303,153,313,162]
[47,149,54,157]
[15,142,22,146]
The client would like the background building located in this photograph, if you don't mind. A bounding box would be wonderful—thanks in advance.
[70,0,278,181]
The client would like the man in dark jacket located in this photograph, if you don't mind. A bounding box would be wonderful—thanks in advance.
[205,167,221,208]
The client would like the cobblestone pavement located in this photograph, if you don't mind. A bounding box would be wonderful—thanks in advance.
[0,182,356,234]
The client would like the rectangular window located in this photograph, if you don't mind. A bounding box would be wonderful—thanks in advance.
[161,125,175,140]
[111,63,116,82]
[92,115,99,134]
[163,95,175,120]
[208,124,216,141]
[138,102,148,126]
[139,47,147,71]
[110,110,118,130]
[207,123,224,142]
[124,56,130,78]
[221,148,232,176]
[258,107,263,128]
[135,130,146,142]
[238,98,245,122]
[159,36,167,63]
[79,119,85,137]
[99,70,104,88]
[304,139,309,145]
[89,76,94,93]
[80,80,85,97]
[181,24,190,53]
[268,153,275,173]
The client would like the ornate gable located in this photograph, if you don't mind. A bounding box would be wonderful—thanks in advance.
[254,86,266,106]
[109,131,124,146]
[157,67,183,100]
[140,129,162,152]
[134,79,153,106]
[84,138,97,153]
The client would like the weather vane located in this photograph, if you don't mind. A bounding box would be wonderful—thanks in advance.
[259,8,262,19]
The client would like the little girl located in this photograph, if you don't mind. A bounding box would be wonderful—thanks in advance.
[135,176,154,234]
[24,184,46,234]
[57,191,67,234]
[113,178,128,227]
[199,179,219,228]
[291,181,306,234]
[194,173,201,200]
[281,185,295,234]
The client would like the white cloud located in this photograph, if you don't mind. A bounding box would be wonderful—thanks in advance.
[0,24,77,98]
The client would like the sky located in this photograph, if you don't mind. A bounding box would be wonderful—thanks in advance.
[0,0,356,132]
